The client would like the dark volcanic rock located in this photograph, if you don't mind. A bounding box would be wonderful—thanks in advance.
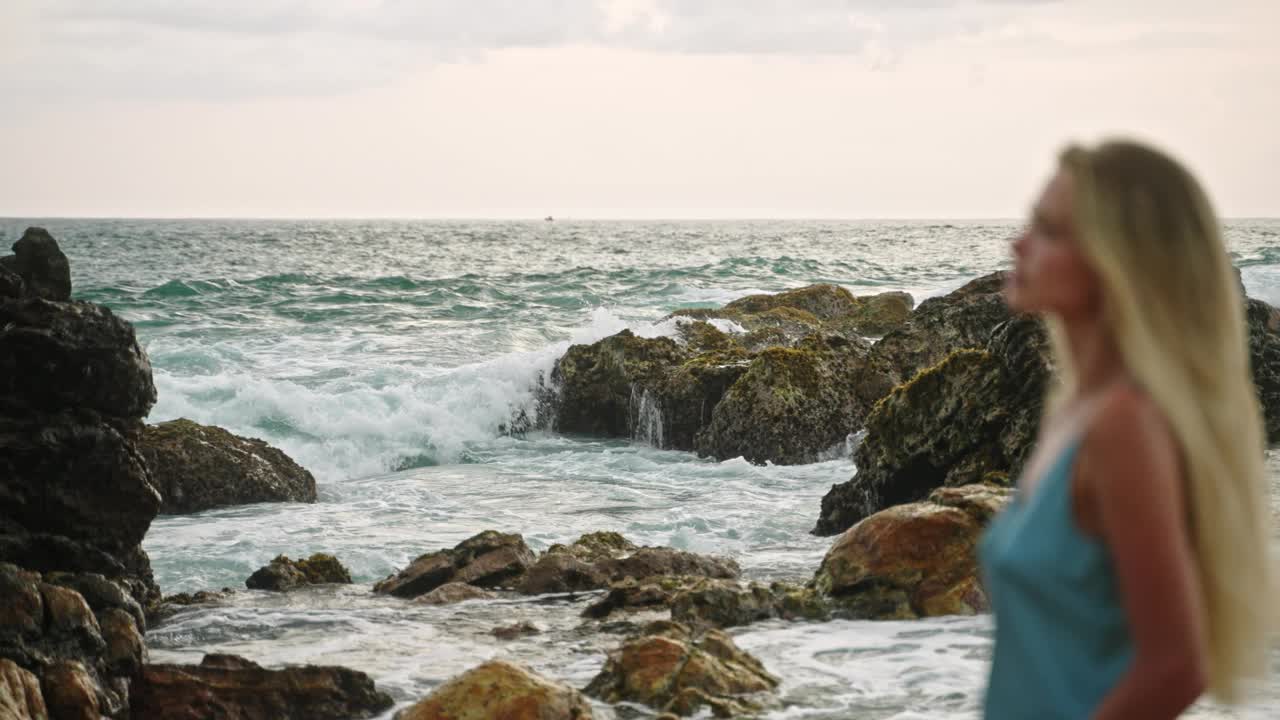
[0,300,156,420]
[0,228,163,718]
[0,226,71,301]
[815,317,1049,535]
[140,418,318,515]
[130,654,394,720]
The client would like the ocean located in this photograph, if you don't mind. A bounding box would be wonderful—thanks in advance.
[6,217,1278,718]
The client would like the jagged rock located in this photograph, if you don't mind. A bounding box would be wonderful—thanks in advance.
[0,658,47,719]
[585,621,778,717]
[374,531,535,599]
[413,583,497,606]
[869,272,1014,385]
[139,419,317,515]
[583,577,691,619]
[815,317,1048,535]
[0,227,71,301]
[521,533,739,597]
[695,333,894,464]
[395,659,592,720]
[130,654,394,720]
[245,554,352,592]
[42,572,146,634]
[812,485,1011,619]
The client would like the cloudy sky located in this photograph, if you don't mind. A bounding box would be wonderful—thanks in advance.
[1,0,1276,218]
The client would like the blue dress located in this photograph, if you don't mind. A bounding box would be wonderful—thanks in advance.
[978,439,1135,718]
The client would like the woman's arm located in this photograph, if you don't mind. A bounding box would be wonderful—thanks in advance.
[1083,385,1208,720]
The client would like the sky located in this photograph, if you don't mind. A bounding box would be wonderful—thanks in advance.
[0,0,1276,219]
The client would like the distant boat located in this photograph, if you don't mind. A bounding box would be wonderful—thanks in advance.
[544,215,554,222]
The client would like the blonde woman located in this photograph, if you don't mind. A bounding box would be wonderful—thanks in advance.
[978,139,1273,718]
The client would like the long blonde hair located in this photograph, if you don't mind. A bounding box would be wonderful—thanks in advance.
[1048,139,1272,702]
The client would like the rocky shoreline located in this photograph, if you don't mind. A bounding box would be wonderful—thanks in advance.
[4,226,1278,718]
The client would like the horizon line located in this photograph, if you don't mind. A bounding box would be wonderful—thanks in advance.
[4,214,1279,223]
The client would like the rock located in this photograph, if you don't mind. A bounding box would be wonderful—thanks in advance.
[839,291,916,337]
[0,227,71,301]
[395,659,592,720]
[546,330,687,438]
[1247,298,1280,442]
[869,272,1014,385]
[139,419,318,515]
[669,579,833,629]
[245,554,352,592]
[520,534,740,597]
[42,572,147,634]
[414,582,498,605]
[40,660,101,720]
[0,265,24,299]
[374,531,535,599]
[518,554,610,595]
[695,333,894,464]
[0,658,47,719]
[814,317,1048,535]
[675,285,915,342]
[491,621,541,640]
[130,654,394,720]
[812,485,1011,619]
[98,609,145,677]
[583,577,688,619]
[0,300,155,419]
[584,621,778,717]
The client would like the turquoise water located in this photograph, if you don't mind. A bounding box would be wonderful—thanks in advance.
[5,218,1278,718]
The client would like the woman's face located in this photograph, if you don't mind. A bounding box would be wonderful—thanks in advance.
[1005,168,1102,320]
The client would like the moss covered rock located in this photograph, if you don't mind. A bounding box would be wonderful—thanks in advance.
[1247,297,1280,442]
[246,554,352,592]
[139,419,317,515]
[696,333,894,464]
[815,317,1048,535]
[397,660,592,720]
[869,272,1015,385]
[584,621,778,717]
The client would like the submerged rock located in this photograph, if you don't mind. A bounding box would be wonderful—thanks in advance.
[491,621,542,640]
[815,317,1048,535]
[585,621,778,717]
[413,582,497,605]
[139,418,317,515]
[374,531,536,600]
[131,654,393,720]
[245,553,352,592]
[396,659,592,720]
[813,484,1011,619]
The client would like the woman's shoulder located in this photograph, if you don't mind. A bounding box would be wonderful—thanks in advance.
[1078,379,1183,507]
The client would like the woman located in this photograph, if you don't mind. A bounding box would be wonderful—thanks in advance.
[978,139,1274,718]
